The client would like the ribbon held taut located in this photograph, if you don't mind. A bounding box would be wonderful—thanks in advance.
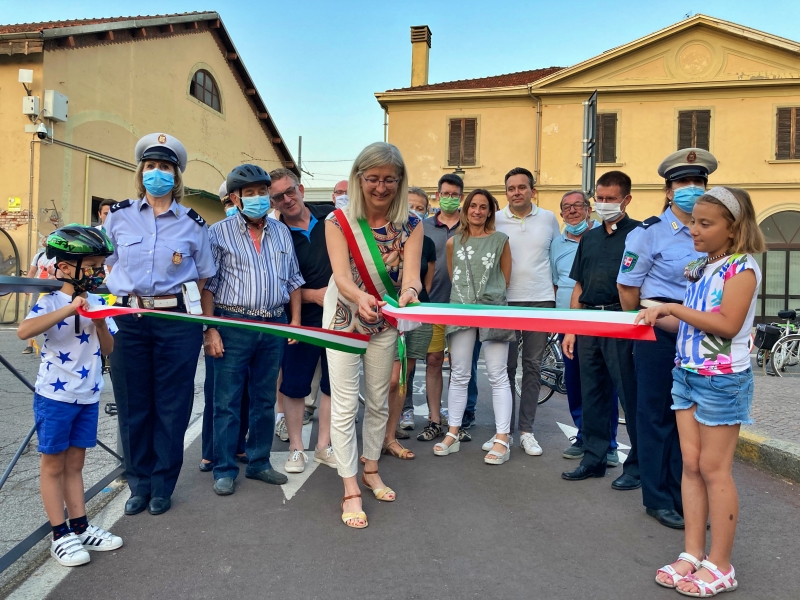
[381,299,656,341]
[77,305,371,354]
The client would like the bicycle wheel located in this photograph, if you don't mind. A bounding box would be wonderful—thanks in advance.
[771,335,800,375]
[538,342,559,404]
[513,337,556,404]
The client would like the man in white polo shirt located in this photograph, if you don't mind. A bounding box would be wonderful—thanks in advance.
[494,167,560,456]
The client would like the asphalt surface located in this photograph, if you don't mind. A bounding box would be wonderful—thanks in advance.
[24,367,800,600]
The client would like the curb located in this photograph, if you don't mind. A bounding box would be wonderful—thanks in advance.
[736,429,800,482]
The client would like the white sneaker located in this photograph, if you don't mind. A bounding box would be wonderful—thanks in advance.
[399,408,415,430]
[275,417,289,442]
[313,445,337,468]
[78,524,123,551]
[50,532,90,567]
[482,434,514,451]
[285,449,308,473]
[519,432,543,456]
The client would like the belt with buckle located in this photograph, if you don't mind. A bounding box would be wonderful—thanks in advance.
[117,294,180,309]
[584,303,622,311]
[640,298,683,309]
[215,303,285,319]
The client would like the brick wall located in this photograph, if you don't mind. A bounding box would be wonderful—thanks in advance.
[0,211,31,230]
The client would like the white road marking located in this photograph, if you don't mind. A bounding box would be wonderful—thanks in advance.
[557,421,629,462]
[271,422,320,501]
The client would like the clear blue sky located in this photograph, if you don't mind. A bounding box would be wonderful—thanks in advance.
[4,1,800,186]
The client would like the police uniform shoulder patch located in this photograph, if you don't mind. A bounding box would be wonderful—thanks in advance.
[639,216,661,229]
[621,251,639,273]
[186,208,206,227]
[109,199,132,213]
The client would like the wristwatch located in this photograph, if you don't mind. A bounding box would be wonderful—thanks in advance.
[203,324,218,332]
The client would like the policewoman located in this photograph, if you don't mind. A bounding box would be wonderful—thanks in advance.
[104,133,215,516]
[616,148,716,529]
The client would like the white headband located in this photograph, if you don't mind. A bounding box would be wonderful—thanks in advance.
[705,187,741,220]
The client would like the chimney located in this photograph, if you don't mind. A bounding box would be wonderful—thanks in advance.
[410,25,432,87]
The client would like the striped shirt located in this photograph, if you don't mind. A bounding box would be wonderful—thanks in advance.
[206,213,305,310]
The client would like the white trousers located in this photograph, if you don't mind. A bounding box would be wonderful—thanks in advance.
[447,328,512,434]
[327,328,397,478]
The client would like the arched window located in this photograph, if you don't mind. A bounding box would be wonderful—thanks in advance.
[190,70,221,112]
[754,210,800,322]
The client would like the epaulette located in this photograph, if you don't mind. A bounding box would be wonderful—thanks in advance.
[186,208,206,227]
[110,199,132,213]
[639,216,661,229]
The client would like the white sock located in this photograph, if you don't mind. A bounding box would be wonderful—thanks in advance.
[276,412,284,421]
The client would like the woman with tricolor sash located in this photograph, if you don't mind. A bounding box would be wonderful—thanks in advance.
[433,189,514,465]
[323,142,423,529]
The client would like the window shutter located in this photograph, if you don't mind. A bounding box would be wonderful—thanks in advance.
[677,111,694,150]
[462,119,477,165]
[597,114,617,163]
[448,119,462,166]
[695,110,711,151]
[776,108,792,160]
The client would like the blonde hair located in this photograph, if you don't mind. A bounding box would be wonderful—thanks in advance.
[345,142,409,225]
[134,162,184,202]
[458,189,497,243]
[696,186,766,255]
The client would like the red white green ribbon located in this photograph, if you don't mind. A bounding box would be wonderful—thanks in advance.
[77,305,370,354]
[381,299,655,341]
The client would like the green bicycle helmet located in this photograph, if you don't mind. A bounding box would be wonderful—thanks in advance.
[46,224,114,261]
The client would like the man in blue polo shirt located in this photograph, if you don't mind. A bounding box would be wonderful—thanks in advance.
[271,168,337,474]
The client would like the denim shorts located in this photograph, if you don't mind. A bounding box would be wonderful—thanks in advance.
[671,367,754,426]
[33,393,99,454]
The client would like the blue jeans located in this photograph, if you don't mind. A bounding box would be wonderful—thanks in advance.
[560,333,618,449]
[212,310,285,480]
[465,339,481,415]
[202,354,249,462]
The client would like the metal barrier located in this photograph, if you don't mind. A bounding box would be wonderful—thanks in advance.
[0,277,124,576]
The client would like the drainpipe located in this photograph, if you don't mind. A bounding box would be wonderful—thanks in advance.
[527,85,542,186]
[383,108,388,142]
[27,138,40,267]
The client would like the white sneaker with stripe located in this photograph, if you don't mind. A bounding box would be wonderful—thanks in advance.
[78,524,123,551]
[50,532,90,566]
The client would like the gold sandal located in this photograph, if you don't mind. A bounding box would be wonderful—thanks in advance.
[382,439,415,460]
[341,493,368,529]
[362,469,396,502]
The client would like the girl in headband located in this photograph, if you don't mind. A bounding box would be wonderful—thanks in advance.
[636,186,765,596]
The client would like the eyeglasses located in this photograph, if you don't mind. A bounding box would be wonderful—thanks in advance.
[361,175,400,188]
[271,185,299,203]
[333,189,347,196]
[560,202,588,213]
[439,194,463,200]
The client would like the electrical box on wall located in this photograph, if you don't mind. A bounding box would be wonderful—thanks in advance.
[22,96,40,116]
[43,90,68,122]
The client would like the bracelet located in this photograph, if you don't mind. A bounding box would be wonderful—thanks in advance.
[401,286,419,297]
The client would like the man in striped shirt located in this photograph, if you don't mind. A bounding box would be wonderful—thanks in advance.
[201,164,305,497]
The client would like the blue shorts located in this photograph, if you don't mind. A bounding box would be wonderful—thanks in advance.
[671,367,754,426]
[279,340,330,399]
[33,393,99,454]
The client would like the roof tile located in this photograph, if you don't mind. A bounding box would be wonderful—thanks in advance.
[387,66,564,92]
[0,12,209,35]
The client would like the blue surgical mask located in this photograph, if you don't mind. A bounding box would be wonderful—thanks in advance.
[240,195,271,219]
[564,220,589,236]
[142,169,175,197]
[225,206,238,218]
[672,186,705,213]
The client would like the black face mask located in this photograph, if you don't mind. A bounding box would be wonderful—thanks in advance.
[55,259,107,332]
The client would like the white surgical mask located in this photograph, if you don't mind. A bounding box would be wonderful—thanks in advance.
[335,194,349,209]
[594,202,623,223]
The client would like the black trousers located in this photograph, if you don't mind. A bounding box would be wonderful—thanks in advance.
[577,335,639,477]
[110,311,202,498]
[635,328,683,512]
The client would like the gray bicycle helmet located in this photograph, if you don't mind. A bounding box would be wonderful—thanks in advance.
[226,164,271,196]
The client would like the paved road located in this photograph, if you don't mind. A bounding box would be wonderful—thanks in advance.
[8,365,797,600]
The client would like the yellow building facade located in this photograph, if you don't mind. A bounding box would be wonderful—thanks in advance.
[376,16,800,321]
[0,12,296,278]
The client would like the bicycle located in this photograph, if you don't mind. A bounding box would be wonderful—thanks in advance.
[754,309,800,376]
[514,332,566,405]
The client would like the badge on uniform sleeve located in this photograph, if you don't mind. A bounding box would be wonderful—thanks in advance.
[172,251,183,265]
[621,251,638,273]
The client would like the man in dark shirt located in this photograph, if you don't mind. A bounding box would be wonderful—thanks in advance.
[561,171,641,491]
[271,169,337,473]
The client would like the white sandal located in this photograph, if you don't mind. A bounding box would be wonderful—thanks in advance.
[655,552,702,588]
[676,559,738,597]
[433,432,460,456]
[484,437,510,465]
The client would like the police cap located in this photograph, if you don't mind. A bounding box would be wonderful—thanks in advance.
[135,133,188,173]
[657,148,717,182]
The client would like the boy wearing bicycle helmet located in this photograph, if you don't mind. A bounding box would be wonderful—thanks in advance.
[17,225,122,567]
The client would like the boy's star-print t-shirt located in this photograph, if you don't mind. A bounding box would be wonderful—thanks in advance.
[25,291,117,404]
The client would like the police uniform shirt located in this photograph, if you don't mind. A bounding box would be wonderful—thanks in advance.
[281,203,334,326]
[103,198,216,297]
[616,206,702,302]
[569,214,641,307]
